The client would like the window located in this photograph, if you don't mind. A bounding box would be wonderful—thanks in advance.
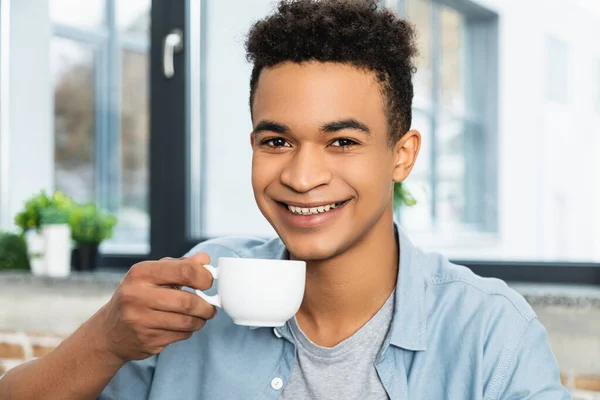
[395,0,498,235]
[546,36,568,104]
[184,0,600,269]
[51,38,96,204]
[50,0,150,253]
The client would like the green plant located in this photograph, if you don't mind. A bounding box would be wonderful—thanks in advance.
[393,182,416,209]
[69,203,117,245]
[0,232,30,271]
[14,190,73,232]
[40,206,71,225]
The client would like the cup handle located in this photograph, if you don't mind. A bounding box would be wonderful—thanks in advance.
[194,264,221,308]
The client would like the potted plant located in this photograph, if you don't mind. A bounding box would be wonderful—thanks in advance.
[40,205,72,278]
[69,203,117,271]
[14,190,73,276]
[0,231,30,272]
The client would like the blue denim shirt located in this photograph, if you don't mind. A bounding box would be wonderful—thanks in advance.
[99,228,570,400]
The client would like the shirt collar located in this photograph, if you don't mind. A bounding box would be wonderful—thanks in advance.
[250,225,428,352]
[389,225,427,351]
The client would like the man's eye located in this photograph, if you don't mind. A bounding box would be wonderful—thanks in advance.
[331,138,358,147]
[263,138,289,148]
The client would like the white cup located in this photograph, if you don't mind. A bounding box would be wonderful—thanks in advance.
[195,257,306,327]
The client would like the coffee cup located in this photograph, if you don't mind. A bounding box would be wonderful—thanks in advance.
[195,257,306,327]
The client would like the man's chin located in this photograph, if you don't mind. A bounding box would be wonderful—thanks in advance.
[283,239,346,262]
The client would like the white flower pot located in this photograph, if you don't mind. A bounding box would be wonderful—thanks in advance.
[26,230,46,276]
[43,224,71,278]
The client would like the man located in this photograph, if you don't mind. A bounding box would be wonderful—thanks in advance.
[0,1,570,399]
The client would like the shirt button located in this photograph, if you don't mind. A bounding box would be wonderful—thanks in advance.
[271,377,284,390]
[273,328,282,338]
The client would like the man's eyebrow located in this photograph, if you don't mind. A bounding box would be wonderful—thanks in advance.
[252,118,371,135]
[321,119,371,135]
[252,120,290,135]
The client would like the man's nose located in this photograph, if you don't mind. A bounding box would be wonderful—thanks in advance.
[280,145,333,193]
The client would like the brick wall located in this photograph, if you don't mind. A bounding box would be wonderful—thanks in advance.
[0,330,65,377]
[561,376,600,399]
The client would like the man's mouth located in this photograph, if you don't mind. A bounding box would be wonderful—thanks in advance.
[280,200,350,216]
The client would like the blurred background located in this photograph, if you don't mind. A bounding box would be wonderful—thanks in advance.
[0,0,599,396]
[3,0,599,264]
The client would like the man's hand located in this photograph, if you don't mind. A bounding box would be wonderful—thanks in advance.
[91,252,216,363]
[0,252,217,400]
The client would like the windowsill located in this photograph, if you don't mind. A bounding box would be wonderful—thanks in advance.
[100,241,150,255]
[0,270,123,292]
[508,282,600,308]
[0,271,120,334]
[407,230,502,259]
[1,271,599,309]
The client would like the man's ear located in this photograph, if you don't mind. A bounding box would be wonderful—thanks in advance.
[393,130,421,183]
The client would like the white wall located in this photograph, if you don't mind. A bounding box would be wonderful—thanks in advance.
[202,0,277,237]
[490,0,600,262]
[0,0,54,231]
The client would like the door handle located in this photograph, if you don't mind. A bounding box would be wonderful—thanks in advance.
[163,29,184,79]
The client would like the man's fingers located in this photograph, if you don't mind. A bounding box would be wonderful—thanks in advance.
[146,329,194,347]
[145,310,209,332]
[144,287,217,320]
[187,251,211,265]
[127,256,213,290]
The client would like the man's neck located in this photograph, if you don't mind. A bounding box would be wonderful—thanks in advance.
[293,213,399,347]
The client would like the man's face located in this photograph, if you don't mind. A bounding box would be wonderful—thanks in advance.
[251,61,409,261]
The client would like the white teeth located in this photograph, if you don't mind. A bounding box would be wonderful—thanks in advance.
[286,202,341,215]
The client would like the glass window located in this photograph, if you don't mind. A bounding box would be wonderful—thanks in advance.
[50,0,105,29]
[436,116,469,231]
[51,38,96,203]
[117,0,150,35]
[118,49,149,246]
[439,5,465,112]
[406,0,433,106]
[401,0,489,234]
[50,0,151,252]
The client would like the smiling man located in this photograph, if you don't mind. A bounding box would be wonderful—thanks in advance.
[0,1,570,400]
[250,61,406,265]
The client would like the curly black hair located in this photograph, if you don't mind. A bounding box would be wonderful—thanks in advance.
[245,0,418,144]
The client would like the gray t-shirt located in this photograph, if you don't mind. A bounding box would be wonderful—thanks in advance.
[280,290,395,400]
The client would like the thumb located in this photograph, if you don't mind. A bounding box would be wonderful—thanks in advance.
[187,251,211,266]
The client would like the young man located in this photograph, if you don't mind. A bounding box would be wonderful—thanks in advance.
[0,1,569,399]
